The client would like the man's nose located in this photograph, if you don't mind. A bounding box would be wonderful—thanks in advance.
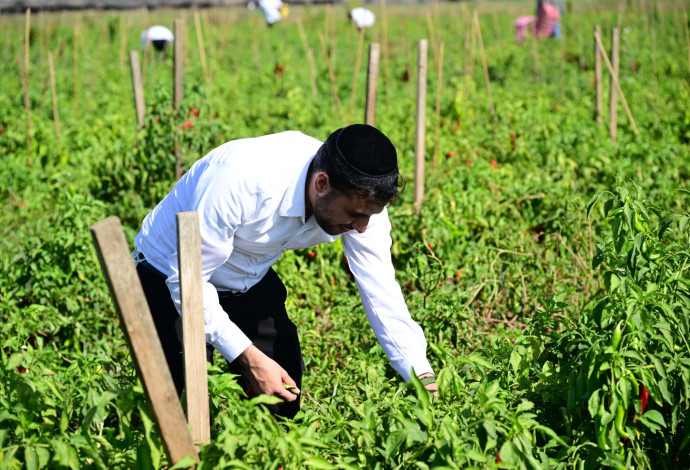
[352,217,370,233]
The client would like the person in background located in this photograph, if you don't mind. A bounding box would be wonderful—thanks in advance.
[536,0,566,39]
[133,125,438,419]
[350,7,375,30]
[140,25,174,53]
[258,0,288,26]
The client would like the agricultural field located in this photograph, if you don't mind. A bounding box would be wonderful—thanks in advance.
[1,0,690,468]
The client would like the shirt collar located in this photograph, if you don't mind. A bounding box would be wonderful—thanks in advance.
[278,154,315,222]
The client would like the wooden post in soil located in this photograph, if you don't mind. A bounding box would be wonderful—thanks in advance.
[119,15,127,71]
[594,25,603,124]
[129,51,146,128]
[48,52,61,139]
[194,11,209,84]
[23,8,32,167]
[349,28,366,123]
[594,31,639,136]
[651,14,659,103]
[414,39,428,215]
[364,42,380,126]
[90,216,199,465]
[297,19,318,100]
[473,11,495,116]
[174,19,184,180]
[432,41,444,169]
[176,212,210,447]
[608,27,620,143]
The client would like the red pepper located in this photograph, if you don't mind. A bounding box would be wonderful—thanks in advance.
[640,384,649,414]
[495,449,501,463]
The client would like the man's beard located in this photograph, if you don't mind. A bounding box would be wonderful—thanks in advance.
[311,191,342,236]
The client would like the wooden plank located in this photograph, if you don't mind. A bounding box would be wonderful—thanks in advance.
[364,42,379,126]
[90,216,199,465]
[414,39,428,215]
[129,50,145,128]
[176,212,211,446]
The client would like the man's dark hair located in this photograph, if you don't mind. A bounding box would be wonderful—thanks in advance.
[312,124,405,205]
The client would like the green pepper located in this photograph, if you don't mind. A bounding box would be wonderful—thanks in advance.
[614,404,630,439]
[596,421,611,451]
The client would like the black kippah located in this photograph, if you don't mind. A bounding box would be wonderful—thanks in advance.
[330,124,398,177]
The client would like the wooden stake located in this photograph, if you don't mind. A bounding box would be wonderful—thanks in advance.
[432,41,444,169]
[129,50,145,128]
[594,25,603,123]
[119,15,127,70]
[24,8,32,167]
[594,31,639,136]
[174,19,184,109]
[414,39,428,215]
[473,11,495,116]
[48,51,61,139]
[349,27,366,123]
[297,19,318,100]
[608,27,620,143]
[318,32,345,125]
[650,13,659,103]
[90,216,199,465]
[364,42,380,126]
[194,11,209,84]
[176,212,210,447]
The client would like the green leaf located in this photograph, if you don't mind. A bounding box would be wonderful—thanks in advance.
[588,389,601,419]
[303,456,337,469]
[169,456,199,469]
[639,410,666,433]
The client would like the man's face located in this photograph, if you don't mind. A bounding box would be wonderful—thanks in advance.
[312,189,386,236]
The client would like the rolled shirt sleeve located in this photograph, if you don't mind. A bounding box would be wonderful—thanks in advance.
[341,208,433,381]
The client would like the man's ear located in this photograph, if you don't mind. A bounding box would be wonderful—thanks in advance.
[314,172,330,195]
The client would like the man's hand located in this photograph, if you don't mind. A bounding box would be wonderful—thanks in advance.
[418,372,438,397]
[236,345,300,402]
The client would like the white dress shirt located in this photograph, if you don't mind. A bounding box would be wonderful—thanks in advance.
[134,131,433,381]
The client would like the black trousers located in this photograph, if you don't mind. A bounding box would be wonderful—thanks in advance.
[136,262,304,419]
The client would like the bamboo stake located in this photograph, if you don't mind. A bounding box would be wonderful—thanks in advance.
[318,31,345,125]
[194,11,209,84]
[174,19,184,180]
[432,40,444,169]
[608,28,620,143]
[202,9,216,81]
[651,14,659,103]
[473,11,495,116]
[380,0,390,106]
[594,25,603,124]
[119,15,127,70]
[297,19,318,100]
[176,212,210,447]
[24,8,32,167]
[73,25,78,119]
[349,27,366,123]
[594,31,639,136]
[683,10,690,72]
[414,39,428,215]
[48,52,61,139]
[425,13,437,62]
[174,19,184,108]
[129,51,145,128]
[364,42,380,126]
